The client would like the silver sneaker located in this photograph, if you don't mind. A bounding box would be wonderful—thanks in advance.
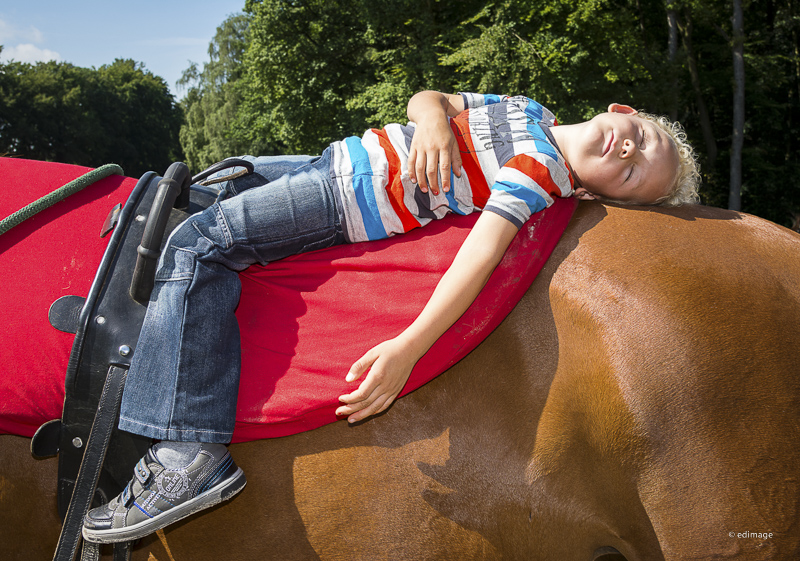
[82,445,246,543]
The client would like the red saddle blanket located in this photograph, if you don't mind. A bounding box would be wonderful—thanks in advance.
[0,158,576,442]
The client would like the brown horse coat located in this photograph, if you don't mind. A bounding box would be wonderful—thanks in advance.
[2,201,799,560]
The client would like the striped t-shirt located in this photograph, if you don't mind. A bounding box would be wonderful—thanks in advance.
[329,93,574,243]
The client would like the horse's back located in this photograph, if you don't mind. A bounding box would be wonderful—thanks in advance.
[541,203,800,559]
[2,202,799,560]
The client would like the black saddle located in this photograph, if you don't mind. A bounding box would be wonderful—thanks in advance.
[31,160,252,561]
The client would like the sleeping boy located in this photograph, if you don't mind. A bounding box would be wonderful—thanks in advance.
[82,90,700,543]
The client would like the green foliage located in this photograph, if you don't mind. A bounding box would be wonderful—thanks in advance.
[225,0,698,157]
[241,0,373,154]
[441,0,666,123]
[0,57,183,178]
[175,0,799,225]
[7,1,794,225]
[238,0,488,154]
[229,0,700,157]
[178,14,255,172]
[662,0,800,223]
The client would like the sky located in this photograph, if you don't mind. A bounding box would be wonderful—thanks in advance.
[0,1,246,98]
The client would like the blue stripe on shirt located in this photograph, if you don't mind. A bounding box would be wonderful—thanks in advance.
[524,98,544,121]
[344,136,386,240]
[533,138,558,162]
[492,180,549,215]
[445,169,466,215]
[524,101,558,162]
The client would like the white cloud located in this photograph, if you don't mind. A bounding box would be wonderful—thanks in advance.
[1,43,61,64]
[0,18,60,63]
[0,18,44,44]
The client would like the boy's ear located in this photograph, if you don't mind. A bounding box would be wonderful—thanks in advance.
[608,103,638,116]
[573,187,597,201]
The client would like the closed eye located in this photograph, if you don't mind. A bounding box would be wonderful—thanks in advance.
[639,128,647,148]
[626,165,634,182]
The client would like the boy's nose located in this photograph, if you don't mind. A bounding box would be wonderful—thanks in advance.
[620,138,637,159]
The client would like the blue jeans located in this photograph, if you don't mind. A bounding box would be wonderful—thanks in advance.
[118,151,345,443]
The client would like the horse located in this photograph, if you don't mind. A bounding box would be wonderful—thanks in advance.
[2,200,799,560]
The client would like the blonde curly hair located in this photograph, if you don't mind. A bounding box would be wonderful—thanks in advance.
[637,111,701,206]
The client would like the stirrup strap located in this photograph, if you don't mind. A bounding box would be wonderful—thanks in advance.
[79,542,99,561]
[79,541,131,561]
[113,542,132,561]
[53,365,129,561]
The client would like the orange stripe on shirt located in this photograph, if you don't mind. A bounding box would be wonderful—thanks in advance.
[450,116,491,208]
[504,154,564,198]
[373,128,421,233]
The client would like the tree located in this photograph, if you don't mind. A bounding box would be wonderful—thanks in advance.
[236,0,681,151]
[729,0,745,211]
[0,56,183,178]
[178,13,255,171]
[241,0,373,154]
[441,0,668,123]
[94,60,185,176]
[670,0,800,224]
[239,0,487,154]
[182,0,800,226]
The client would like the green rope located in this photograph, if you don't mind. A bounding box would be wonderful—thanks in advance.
[0,163,124,237]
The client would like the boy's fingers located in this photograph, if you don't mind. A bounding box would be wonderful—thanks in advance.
[335,401,362,416]
[340,363,381,402]
[345,353,373,383]
[416,154,429,193]
[339,381,374,403]
[452,151,463,177]
[426,157,439,195]
[336,383,381,416]
[347,393,393,423]
[440,151,451,192]
[345,366,363,384]
[408,146,419,185]
[337,384,377,410]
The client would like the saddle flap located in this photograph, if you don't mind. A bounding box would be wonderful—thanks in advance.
[100,203,122,238]
[56,168,196,520]
[49,295,87,334]
[31,418,62,458]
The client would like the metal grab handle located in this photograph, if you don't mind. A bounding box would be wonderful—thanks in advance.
[191,158,255,186]
[129,162,191,304]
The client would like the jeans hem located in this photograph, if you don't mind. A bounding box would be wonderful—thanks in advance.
[119,416,233,444]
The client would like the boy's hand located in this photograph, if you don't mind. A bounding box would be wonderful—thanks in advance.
[408,115,462,196]
[336,337,419,423]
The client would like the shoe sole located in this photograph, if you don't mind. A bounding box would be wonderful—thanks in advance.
[82,467,247,544]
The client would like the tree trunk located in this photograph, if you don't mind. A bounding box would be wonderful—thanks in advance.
[679,12,718,171]
[729,0,745,211]
[666,0,679,121]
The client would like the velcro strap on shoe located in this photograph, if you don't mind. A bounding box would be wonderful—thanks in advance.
[134,457,151,485]
[121,481,133,507]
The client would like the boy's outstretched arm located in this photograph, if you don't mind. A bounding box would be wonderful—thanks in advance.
[336,211,519,423]
[406,90,465,195]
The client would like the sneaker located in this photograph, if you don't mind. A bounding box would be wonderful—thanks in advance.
[82,445,246,543]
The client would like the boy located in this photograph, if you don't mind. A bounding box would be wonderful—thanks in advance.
[82,90,699,543]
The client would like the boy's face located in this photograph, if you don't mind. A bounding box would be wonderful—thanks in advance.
[568,104,679,205]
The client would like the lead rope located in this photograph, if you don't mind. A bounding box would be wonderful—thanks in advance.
[0,163,124,237]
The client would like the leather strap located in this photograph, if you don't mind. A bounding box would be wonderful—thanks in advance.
[53,364,128,561]
[78,541,130,561]
[113,542,132,561]
[79,542,99,561]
